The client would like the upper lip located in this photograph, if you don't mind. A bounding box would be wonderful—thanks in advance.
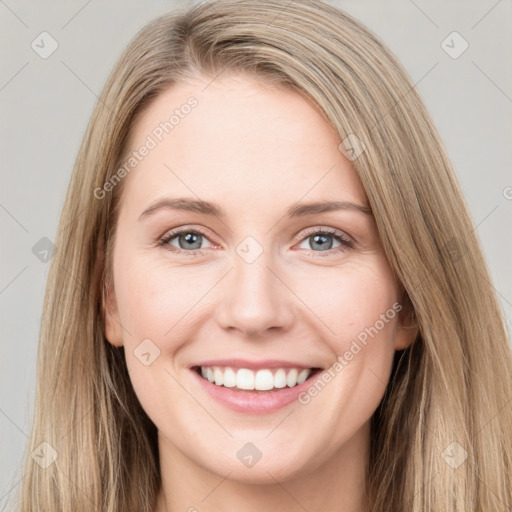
[190,359,322,370]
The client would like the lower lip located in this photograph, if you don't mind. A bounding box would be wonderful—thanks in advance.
[190,368,323,414]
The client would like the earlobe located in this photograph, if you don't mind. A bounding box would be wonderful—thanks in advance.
[103,280,124,347]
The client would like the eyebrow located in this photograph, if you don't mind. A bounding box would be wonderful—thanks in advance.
[138,197,372,221]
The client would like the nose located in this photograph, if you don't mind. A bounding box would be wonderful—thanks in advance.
[215,251,296,338]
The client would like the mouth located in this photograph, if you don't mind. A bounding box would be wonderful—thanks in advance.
[191,365,323,394]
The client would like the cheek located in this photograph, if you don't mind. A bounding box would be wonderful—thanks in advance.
[292,257,399,406]
[293,257,399,343]
[112,253,201,414]
[114,251,210,343]
[112,252,224,404]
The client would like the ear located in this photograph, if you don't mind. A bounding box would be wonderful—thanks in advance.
[103,278,124,348]
[393,294,419,351]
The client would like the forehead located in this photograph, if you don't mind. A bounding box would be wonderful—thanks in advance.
[119,73,368,217]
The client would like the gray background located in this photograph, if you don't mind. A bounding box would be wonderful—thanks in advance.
[1,0,511,508]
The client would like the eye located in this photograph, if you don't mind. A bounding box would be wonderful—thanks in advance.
[158,227,215,256]
[295,227,354,255]
[158,226,354,256]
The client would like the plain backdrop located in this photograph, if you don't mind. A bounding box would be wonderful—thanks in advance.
[1,0,511,508]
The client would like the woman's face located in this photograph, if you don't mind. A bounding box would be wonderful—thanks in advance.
[104,73,414,482]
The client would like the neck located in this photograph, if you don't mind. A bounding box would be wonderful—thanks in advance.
[154,421,370,512]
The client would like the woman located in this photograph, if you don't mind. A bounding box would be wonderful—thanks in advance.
[16,0,512,511]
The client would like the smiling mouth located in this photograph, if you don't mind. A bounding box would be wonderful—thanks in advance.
[192,365,322,393]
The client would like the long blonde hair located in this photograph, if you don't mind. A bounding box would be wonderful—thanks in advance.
[13,1,512,510]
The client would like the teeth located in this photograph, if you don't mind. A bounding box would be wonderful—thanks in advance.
[297,369,310,384]
[223,367,237,387]
[213,367,224,386]
[286,368,298,387]
[198,366,314,391]
[274,369,287,388]
[237,368,255,390]
[254,369,273,390]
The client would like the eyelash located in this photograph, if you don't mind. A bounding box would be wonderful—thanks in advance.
[157,226,355,257]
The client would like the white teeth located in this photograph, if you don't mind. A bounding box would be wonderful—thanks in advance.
[286,368,298,387]
[213,367,224,386]
[223,367,237,387]
[199,366,314,391]
[273,369,287,388]
[297,369,310,384]
[237,368,255,390]
[254,369,274,390]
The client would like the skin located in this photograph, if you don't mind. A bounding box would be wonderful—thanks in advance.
[104,73,416,512]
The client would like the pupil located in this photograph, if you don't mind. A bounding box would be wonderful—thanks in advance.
[311,234,332,251]
[180,232,201,249]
